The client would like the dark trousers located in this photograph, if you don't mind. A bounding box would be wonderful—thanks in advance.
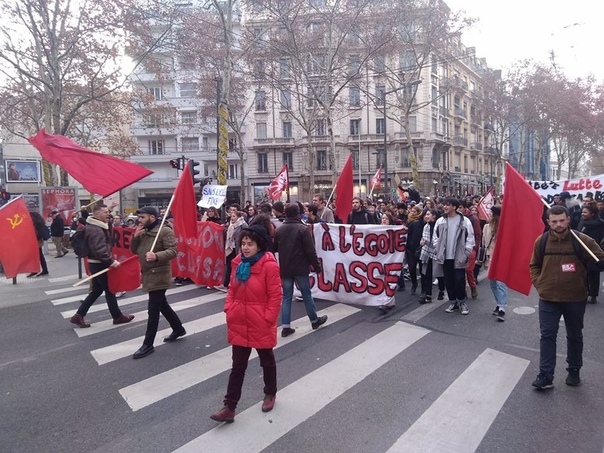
[406,250,419,287]
[587,271,600,298]
[224,345,277,410]
[443,259,466,302]
[38,247,48,273]
[539,299,586,379]
[420,259,434,296]
[223,250,236,287]
[77,262,121,319]
[143,289,184,346]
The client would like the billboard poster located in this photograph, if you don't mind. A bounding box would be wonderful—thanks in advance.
[5,160,41,183]
[22,194,40,212]
[41,187,77,223]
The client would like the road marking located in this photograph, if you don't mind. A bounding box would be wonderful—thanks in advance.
[77,292,225,339]
[48,274,80,283]
[402,299,448,323]
[46,286,86,295]
[386,348,529,453]
[120,304,361,412]
[172,321,429,453]
[53,283,202,306]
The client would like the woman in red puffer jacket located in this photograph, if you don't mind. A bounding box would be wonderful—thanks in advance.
[210,224,282,423]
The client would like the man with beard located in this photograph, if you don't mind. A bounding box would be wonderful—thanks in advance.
[130,206,186,359]
[346,197,376,225]
[530,205,604,390]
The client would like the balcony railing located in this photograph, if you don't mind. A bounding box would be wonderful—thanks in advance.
[452,136,468,147]
[440,106,449,116]
[453,106,467,119]
[471,142,483,151]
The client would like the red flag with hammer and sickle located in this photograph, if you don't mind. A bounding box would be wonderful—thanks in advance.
[0,196,40,278]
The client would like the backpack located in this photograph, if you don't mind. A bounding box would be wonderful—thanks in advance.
[42,226,50,241]
[537,230,590,270]
[70,225,89,258]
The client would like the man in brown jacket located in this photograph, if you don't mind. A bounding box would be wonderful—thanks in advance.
[529,205,604,390]
[130,206,185,359]
[70,204,134,328]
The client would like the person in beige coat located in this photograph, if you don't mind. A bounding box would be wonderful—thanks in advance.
[130,206,185,359]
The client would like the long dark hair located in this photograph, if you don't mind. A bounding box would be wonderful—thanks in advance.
[490,205,501,237]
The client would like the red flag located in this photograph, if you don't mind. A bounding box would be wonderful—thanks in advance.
[28,129,153,197]
[477,187,494,221]
[171,161,199,249]
[108,255,141,293]
[334,154,354,222]
[0,197,40,278]
[488,163,544,295]
[267,164,289,200]
[370,166,382,189]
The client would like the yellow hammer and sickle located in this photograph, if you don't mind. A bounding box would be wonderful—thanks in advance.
[7,214,24,229]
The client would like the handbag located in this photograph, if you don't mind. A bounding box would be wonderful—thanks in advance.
[476,235,493,265]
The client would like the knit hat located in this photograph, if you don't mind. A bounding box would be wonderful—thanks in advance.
[240,224,271,250]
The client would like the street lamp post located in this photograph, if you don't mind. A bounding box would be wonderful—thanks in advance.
[381,80,422,200]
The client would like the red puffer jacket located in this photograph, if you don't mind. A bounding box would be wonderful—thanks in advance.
[225,252,282,349]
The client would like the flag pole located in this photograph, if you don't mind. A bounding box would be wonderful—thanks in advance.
[539,198,598,261]
[150,193,176,253]
[73,266,110,287]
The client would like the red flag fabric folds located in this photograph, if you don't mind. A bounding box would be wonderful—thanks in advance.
[267,164,289,200]
[0,197,40,278]
[108,255,141,293]
[334,154,354,223]
[488,163,545,295]
[171,162,199,250]
[477,187,494,221]
[28,129,153,197]
[370,166,382,189]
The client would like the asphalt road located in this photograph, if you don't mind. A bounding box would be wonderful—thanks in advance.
[1,254,603,453]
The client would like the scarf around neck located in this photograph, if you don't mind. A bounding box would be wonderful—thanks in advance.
[235,251,265,282]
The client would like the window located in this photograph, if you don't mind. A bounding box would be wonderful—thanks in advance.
[349,87,361,107]
[283,152,293,171]
[179,83,197,98]
[181,111,197,124]
[253,28,266,48]
[255,91,266,111]
[409,116,417,132]
[464,155,469,172]
[202,136,209,148]
[314,118,326,136]
[229,164,238,179]
[376,149,385,168]
[375,85,385,105]
[280,90,292,109]
[181,137,198,152]
[431,54,438,74]
[349,55,360,75]
[352,149,359,170]
[143,113,164,127]
[350,119,361,136]
[400,50,416,71]
[431,85,438,105]
[373,56,385,73]
[280,58,291,78]
[148,140,165,155]
[256,122,267,139]
[257,153,269,173]
[147,87,163,100]
[316,150,328,171]
[376,118,385,134]
[253,59,264,78]
[401,148,410,167]
[432,146,440,169]
[307,54,325,74]
[282,121,292,138]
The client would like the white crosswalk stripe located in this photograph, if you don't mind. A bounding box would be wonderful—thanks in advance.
[46,281,534,453]
[119,304,360,411]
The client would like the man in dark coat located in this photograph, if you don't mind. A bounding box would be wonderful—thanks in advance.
[69,204,134,328]
[50,210,68,257]
[274,203,327,337]
[346,197,377,225]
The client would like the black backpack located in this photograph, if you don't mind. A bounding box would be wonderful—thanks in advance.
[537,230,590,269]
[70,225,89,258]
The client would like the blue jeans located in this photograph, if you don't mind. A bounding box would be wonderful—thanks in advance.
[281,275,319,327]
[489,280,508,310]
[538,299,586,379]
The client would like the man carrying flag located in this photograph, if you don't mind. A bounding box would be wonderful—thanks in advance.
[70,204,135,328]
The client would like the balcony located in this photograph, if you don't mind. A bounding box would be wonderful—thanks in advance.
[471,142,483,151]
[453,106,467,119]
[484,146,498,155]
[452,136,468,147]
[347,134,386,144]
[394,131,424,140]
[440,106,449,117]
[442,77,468,92]
[254,137,295,146]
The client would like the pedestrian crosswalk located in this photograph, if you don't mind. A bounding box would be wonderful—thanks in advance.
[45,282,532,453]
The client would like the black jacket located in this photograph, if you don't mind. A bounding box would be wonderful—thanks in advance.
[578,217,604,245]
[406,219,424,253]
[347,208,376,225]
[274,218,321,277]
[50,215,64,237]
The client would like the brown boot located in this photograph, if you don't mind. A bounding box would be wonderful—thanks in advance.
[113,314,135,325]
[70,314,91,328]
[210,406,235,423]
[262,394,276,413]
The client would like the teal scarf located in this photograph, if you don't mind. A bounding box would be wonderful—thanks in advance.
[235,252,265,282]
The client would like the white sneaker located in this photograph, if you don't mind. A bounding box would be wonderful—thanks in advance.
[445,303,458,313]
[460,302,469,315]
[215,285,228,292]
[432,279,438,285]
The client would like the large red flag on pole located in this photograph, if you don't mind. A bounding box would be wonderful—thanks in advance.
[370,166,382,190]
[28,129,153,197]
[108,255,141,293]
[0,197,40,278]
[170,161,199,250]
[267,164,289,200]
[334,154,354,222]
[477,187,495,221]
[488,163,544,295]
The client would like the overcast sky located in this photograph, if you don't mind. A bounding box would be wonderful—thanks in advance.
[446,0,604,82]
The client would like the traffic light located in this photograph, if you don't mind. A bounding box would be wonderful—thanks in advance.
[169,159,182,170]
[189,160,201,185]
